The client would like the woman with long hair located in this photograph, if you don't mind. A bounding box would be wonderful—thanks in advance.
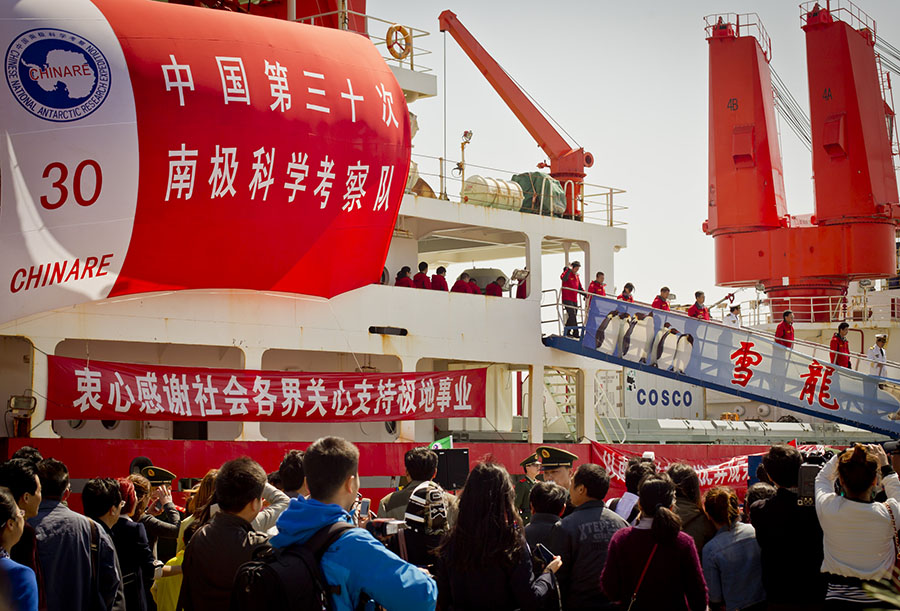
[701,487,765,611]
[177,469,217,553]
[395,266,413,288]
[434,461,561,610]
[601,473,707,611]
[0,487,36,611]
[815,443,900,609]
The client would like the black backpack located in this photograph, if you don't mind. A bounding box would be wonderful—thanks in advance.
[230,521,356,611]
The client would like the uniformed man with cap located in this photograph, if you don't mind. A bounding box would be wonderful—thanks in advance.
[536,446,578,517]
[139,464,181,562]
[867,334,889,377]
[513,453,541,525]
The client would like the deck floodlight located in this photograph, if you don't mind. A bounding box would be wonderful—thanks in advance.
[7,395,35,414]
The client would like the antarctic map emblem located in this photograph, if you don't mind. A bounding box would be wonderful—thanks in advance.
[5,28,111,122]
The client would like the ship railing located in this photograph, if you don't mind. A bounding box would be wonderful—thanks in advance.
[716,293,900,326]
[703,13,771,62]
[543,289,900,379]
[293,10,433,74]
[410,153,627,227]
[800,0,876,38]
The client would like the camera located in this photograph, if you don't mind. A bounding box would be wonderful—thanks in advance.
[797,450,833,507]
[884,441,900,455]
[365,518,408,539]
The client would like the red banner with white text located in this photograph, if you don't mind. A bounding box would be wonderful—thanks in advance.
[591,442,750,495]
[591,441,828,500]
[47,356,485,423]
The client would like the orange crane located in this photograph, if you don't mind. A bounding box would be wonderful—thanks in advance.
[438,10,593,218]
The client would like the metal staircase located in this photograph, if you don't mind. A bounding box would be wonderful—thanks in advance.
[543,367,578,439]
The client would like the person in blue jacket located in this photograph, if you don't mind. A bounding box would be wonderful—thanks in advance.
[0,486,37,611]
[272,436,437,611]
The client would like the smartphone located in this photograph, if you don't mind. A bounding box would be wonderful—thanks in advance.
[359,498,371,516]
[535,543,555,564]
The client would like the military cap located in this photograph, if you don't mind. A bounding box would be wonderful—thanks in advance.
[535,446,578,469]
[519,453,540,467]
[141,465,176,486]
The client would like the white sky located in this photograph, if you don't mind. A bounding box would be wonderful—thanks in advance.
[374,0,900,305]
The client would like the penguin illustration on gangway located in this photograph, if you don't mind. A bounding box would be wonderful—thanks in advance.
[621,312,655,362]
[654,327,681,370]
[595,310,629,356]
[673,334,695,373]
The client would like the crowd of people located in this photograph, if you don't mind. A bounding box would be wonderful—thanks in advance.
[393,262,527,299]
[0,440,897,610]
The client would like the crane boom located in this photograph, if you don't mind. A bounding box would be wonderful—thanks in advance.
[438,10,592,216]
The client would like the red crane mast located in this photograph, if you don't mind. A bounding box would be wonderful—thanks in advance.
[704,5,900,321]
[438,10,593,217]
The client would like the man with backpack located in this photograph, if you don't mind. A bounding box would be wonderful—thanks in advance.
[266,436,437,611]
[178,457,269,611]
[379,447,458,527]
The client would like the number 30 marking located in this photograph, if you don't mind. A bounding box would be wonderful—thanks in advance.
[40,160,103,210]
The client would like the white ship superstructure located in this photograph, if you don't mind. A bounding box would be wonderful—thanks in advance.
[0,3,890,451]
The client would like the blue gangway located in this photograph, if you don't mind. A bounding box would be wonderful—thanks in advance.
[544,295,900,438]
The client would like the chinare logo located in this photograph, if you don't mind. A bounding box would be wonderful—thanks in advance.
[5,28,111,122]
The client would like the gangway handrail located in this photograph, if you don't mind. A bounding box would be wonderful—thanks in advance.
[541,289,900,378]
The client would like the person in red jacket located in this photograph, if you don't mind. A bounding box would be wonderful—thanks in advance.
[687,291,711,320]
[516,278,527,299]
[830,322,852,368]
[651,287,671,311]
[775,310,794,348]
[413,261,431,290]
[617,282,634,302]
[395,266,413,288]
[431,266,449,291]
[485,277,506,297]
[587,272,607,297]
[560,262,583,338]
[586,271,606,312]
[451,272,471,293]
[468,277,481,294]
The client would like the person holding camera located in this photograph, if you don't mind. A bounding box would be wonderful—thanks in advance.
[435,461,561,611]
[750,444,826,609]
[815,444,900,608]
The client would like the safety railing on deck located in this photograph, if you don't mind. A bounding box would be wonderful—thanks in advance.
[410,153,627,227]
[703,13,771,61]
[712,293,900,326]
[294,10,433,74]
[542,288,900,380]
[800,0,876,38]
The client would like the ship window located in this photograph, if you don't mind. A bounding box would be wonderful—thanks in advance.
[68,419,85,430]
[384,421,397,435]
[101,420,119,430]
[369,326,408,336]
[173,421,207,440]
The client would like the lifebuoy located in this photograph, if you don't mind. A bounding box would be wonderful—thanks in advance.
[386,24,412,60]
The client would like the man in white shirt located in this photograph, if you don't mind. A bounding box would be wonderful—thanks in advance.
[866,334,888,377]
[724,304,741,328]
